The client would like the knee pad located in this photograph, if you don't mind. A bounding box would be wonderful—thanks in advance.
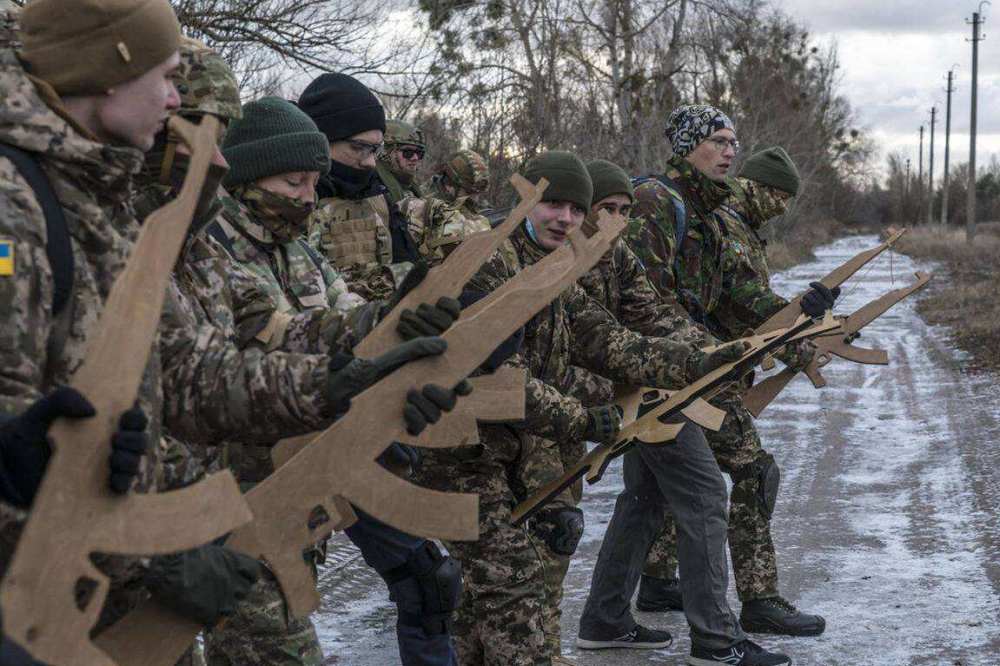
[385,541,463,635]
[733,453,780,520]
[531,506,585,556]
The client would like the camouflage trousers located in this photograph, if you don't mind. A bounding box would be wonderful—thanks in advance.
[417,425,549,666]
[515,435,585,659]
[203,571,323,665]
[642,387,779,602]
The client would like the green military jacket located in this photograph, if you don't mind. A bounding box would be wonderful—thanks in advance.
[467,224,700,442]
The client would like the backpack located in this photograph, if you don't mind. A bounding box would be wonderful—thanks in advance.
[0,143,73,315]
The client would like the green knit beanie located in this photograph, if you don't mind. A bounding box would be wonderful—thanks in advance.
[738,146,800,196]
[586,159,634,206]
[523,150,593,211]
[222,96,330,188]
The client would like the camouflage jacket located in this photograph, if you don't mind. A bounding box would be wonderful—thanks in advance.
[308,173,416,301]
[627,155,732,323]
[215,189,375,353]
[466,224,699,442]
[0,43,162,627]
[396,192,491,266]
[709,178,788,337]
[125,185,339,490]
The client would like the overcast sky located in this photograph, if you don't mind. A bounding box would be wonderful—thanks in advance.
[774,0,999,182]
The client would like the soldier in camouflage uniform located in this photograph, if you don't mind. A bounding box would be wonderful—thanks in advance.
[212,95,468,666]
[299,74,422,301]
[377,118,426,205]
[417,151,747,666]
[395,149,493,264]
[427,149,492,217]
[626,106,832,648]
[0,0,264,649]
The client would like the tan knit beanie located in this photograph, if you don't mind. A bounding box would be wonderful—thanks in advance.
[19,0,181,96]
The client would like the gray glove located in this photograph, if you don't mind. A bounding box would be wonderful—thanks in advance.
[686,341,751,381]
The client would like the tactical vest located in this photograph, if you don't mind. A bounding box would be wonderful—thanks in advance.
[310,193,393,270]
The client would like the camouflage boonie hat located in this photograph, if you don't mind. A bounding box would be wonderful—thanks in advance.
[440,149,489,194]
[174,37,242,123]
[384,118,426,150]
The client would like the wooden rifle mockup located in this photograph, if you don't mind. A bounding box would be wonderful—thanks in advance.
[0,117,254,666]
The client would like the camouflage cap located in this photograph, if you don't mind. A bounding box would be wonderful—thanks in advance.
[384,118,426,150]
[440,149,489,194]
[173,37,242,123]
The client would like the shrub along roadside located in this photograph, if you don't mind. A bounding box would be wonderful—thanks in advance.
[896,223,1000,373]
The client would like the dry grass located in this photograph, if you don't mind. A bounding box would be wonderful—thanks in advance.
[897,223,1000,372]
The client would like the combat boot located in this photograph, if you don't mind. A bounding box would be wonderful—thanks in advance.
[687,639,791,666]
[740,595,825,636]
[635,574,683,612]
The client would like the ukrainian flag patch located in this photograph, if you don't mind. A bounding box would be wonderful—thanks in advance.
[0,240,12,275]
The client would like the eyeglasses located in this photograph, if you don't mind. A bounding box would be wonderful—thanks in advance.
[345,139,383,158]
[399,147,425,161]
[706,137,741,152]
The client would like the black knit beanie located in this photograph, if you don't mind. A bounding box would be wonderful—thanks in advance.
[739,146,800,196]
[586,159,634,206]
[222,97,330,188]
[523,151,593,211]
[298,73,387,142]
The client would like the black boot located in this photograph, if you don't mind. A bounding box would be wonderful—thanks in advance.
[740,595,825,636]
[635,574,683,612]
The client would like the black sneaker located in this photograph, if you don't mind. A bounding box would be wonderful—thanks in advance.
[636,574,684,612]
[687,639,791,665]
[577,624,673,650]
[740,596,825,637]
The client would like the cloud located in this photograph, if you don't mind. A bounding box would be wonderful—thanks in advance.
[774,0,979,34]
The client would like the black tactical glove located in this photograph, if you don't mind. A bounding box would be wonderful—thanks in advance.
[326,338,451,417]
[0,387,95,507]
[583,404,624,444]
[404,381,474,437]
[381,261,463,340]
[800,281,840,318]
[686,341,751,381]
[146,543,262,626]
[377,441,422,473]
[108,406,149,494]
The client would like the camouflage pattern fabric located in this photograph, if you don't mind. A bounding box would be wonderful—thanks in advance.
[396,193,491,265]
[204,572,323,666]
[415,433,548,666]
[308,188,402,300]
[172,37,242,123]
[437,148,490,196]
[0,36,166,632]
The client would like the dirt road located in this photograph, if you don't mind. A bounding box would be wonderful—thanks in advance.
[313,235,1000,665]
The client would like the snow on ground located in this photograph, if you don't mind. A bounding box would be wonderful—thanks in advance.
[314,235,1000,665]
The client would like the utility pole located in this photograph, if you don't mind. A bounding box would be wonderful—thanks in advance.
[906,158,912,199]
[941,69,957,227]
[967,4,988,242]
[926,106,937,226]
[918,125,924,223]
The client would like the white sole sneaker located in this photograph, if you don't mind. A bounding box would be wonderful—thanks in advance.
[576,637,672,650]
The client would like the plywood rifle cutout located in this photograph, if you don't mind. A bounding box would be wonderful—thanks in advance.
[98,182,629,666]
[0,116,253,666]
[512,313,834,524]
[743,271,932,417]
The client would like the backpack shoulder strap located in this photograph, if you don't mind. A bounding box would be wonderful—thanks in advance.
[0,143,73,316]
[205,219,238,259]
[296,237,327,274]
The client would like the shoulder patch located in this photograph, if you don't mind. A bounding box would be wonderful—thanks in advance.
[0,239,13,275]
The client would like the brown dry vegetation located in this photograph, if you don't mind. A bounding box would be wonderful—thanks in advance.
[765,217,845,271]
[897,223,1000,372]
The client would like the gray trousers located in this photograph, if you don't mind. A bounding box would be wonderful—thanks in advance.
[579,422,746,650]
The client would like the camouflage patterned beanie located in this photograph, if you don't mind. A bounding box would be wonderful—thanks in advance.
[173,37,242,124]
[665,104,735,158]
[586,159,634,206]
[739,146,800,196]
[222,96,330,188]
[523,150,593,211]
[20,0,181,96]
